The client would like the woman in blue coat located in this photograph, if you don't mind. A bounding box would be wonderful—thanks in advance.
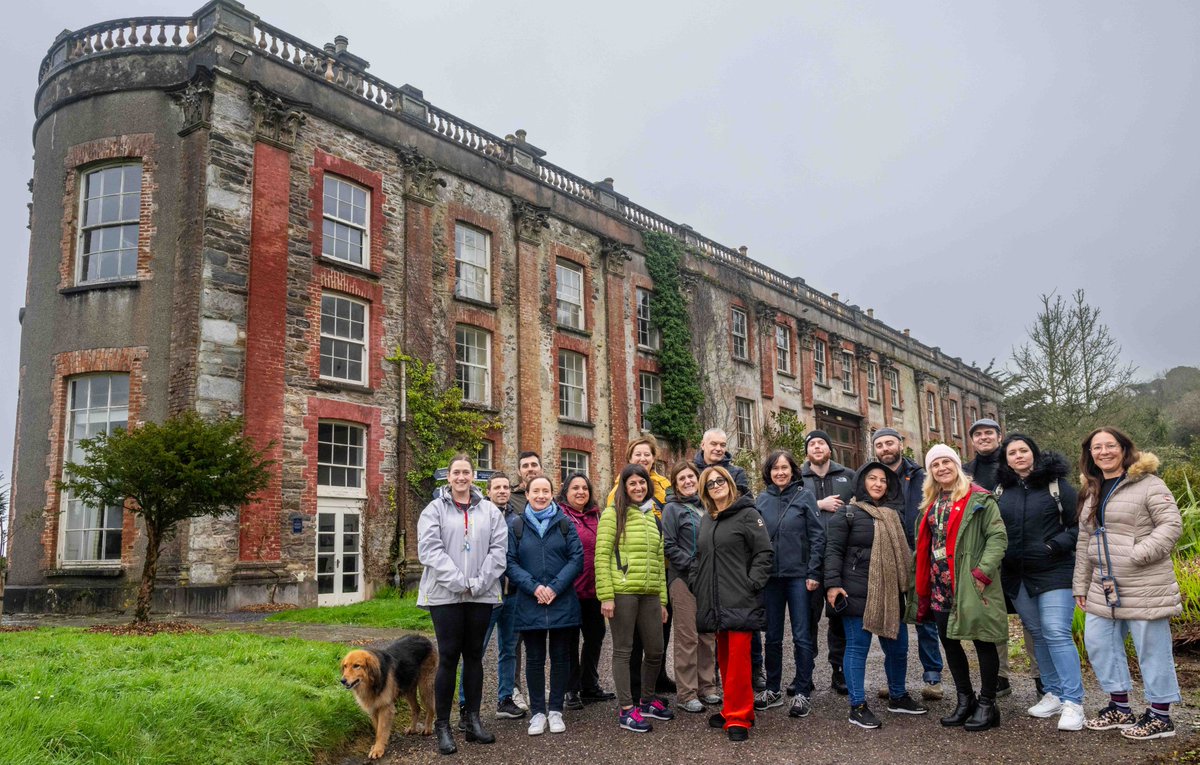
[506,474,585,736]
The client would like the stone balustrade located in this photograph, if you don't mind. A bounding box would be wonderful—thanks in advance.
[39,16,196,81]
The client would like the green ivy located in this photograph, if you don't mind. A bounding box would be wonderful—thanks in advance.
[642,231,704,453]
[762,409,808,457]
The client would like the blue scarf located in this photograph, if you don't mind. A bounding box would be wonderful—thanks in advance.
[524,504,557,537]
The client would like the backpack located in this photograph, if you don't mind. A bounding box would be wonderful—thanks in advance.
[512,514,572,543]
[994,479,1064,516]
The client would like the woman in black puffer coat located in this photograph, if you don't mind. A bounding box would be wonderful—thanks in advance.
[996,434,1084,729]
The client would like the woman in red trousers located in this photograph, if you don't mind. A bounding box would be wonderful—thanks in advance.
[690,465,774,741]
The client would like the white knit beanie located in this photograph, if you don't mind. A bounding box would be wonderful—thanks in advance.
[924,444,962,473]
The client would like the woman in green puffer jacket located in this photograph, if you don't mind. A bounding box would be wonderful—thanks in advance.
[595,463,670,733]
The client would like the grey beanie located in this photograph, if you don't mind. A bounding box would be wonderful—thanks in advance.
[871,427,903,444]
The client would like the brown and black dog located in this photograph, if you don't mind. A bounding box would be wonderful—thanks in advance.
[341,635,437,759]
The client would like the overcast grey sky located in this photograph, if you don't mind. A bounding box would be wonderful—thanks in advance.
[4,1,1198,477]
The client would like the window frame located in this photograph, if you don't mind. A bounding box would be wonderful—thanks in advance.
[454,325,492,407]
[636,287,661,351]
[639,371,662,432]
[476,440,494,472]
[58,373,131,566]
[454,222,492,303]
[321,174,371,267]
[319,292,369,385]
[560,449,590,486]
[316,420,367,498]
[76,161,143,285]
[926,391,939,431]
[558,349,588,422]
[887,368,901,408]
[731,307,749,361]
[814,338,827,384]
[950,400,961,437]
[867,362,879,401]
[555,260,585,330]
[735,397,755,451]
[775,324,792,375]
[841,351,855,394]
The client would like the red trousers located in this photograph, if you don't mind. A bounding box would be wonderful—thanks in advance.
[716,631,755,729]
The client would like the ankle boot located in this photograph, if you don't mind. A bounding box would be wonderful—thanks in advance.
[434,720,457,755]
[940,692,976,726]
[462,710,495,744]
[964,696,1000,732]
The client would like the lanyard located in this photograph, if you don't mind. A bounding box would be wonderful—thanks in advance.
[1098,476,1125,528]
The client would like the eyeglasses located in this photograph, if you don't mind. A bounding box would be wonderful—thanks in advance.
[1090,444,1121,454]
[705,477,728,489]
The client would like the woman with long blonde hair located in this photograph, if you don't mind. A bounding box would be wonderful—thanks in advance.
[909,444,1008,732]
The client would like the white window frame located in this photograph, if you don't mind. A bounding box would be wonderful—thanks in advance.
[867,362,879,401]
[317,420,367,498]
[59,374,130,566]
[639,372,662,432]
[814,338,827,384]
[888,368,901,408]
[735,397,755,451]
[454,223,491,302]
[950,400,961,437]
[927,391,939,431]
[841,351,855,394]
[636,288,661,350]
[556,261,585,330]
[476,440,494,472]
[455,325,492,406]
[731,307,749,360]
[775,325,792,374]
[558,350,588,421]
[77,162,142,284]
[322,175,370,267]
[319,293,369,385]
[560,449,590,486]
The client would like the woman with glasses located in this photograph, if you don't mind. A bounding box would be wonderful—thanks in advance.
[1074,427,1182,741]
[691,465,774,741]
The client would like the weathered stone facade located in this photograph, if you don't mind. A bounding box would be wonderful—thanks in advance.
[4,1,1001,614]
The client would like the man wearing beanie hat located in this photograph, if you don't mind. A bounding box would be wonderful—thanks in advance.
[802,429,856,695]
[872,427,944,701]
[964,418,1003,492]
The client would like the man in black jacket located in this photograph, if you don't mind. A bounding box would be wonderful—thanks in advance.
[693,428,752,497]
[872,427,944,701]
[507,451,543,517]
[801,430,855,695]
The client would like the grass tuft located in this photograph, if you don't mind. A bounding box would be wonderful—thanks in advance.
[265,591,432,631]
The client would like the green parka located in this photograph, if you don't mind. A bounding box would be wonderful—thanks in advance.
[594,502,668,604]
[907,486,1009,643]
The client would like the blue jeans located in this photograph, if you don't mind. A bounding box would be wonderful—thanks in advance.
[916,622,943,683]
[764,577,815,694]
[459,596,518,705]
[1013,585,1084,704]
[1085,613,1181,704]
[842,615,910,707]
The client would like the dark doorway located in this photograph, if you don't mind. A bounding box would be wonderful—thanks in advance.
[815,406,863,470]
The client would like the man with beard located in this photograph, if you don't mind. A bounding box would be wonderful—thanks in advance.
[963,419,1002,491]
[802,430,855,695]
[871,428,944,701]
[508,451,544,516]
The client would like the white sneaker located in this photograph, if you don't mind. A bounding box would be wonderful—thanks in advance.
[513,688,530,712]
[1028,692,1064,718]
[528,712,547,736]
[548,711,566,733]
[1058,701,1085,731]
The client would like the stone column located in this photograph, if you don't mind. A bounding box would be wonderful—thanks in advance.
[797,319,816,411]
[756,302,777,401]
[601,237,632,473]
[513,199,550,454]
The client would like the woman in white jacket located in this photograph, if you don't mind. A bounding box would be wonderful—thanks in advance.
[418,453,508,755]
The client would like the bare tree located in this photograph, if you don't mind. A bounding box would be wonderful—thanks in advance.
[1004,289,1137,455]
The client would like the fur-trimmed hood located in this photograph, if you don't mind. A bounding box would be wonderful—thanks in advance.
[1078,451,1160,488]
[998,450,1072,490]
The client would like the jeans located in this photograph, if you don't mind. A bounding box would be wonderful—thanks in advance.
[568,597,607,694]
[1085,613,1182,704]
[458,594,519,705]
[429,602,494,721]
[1012,585,1084,704]
[764,576,815,694]
[523,627,574,715]
[751,631,763,672]
[916,622,944,683]
[842,616,910,707]
[935,610,999,699]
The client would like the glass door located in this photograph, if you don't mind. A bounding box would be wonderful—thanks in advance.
[316,498,364,606]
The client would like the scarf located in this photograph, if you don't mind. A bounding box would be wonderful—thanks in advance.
[858,500,913,639]
[524,503,557,538]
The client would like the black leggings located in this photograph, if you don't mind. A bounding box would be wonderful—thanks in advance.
[935,609,999,700]
[569,597,607,693]
[430,602,494,721]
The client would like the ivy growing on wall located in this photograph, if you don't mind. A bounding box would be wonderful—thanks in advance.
[642,231,705,453]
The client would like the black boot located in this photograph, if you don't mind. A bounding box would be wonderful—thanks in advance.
[964,696,1000,732]
[831,666,848,696]
[1034,675,1045,697]
[434,720,457,755]
[940,692,976,727]
[462,710,495,744]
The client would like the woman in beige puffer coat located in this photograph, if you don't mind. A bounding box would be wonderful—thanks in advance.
[1073,428,1181,742]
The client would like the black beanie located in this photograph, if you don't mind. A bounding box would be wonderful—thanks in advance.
[805,430,831,451]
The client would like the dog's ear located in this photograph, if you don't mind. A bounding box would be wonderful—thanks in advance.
[362,650,381,688]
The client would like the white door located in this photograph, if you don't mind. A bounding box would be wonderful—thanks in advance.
[316,498,364,606]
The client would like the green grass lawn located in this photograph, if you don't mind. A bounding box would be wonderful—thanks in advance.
[0,628,367,765]
[266,590,432,631]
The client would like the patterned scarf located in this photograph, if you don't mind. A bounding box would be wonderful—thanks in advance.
[858,500,914,639]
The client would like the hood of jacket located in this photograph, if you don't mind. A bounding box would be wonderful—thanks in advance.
[666,491,704,508]
[801,459,851,478]
[853,461,902,505]
[559,499,599,520]
[998,451,1072,490]
[693,449,734,471]
[436,484,483,507]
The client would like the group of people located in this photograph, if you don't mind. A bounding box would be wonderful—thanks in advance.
[415,417,1184,753]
